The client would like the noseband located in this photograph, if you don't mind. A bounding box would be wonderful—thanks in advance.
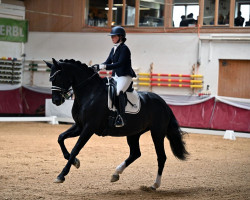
[51,86,73,99]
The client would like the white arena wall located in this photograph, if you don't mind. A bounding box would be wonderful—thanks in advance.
[24,32,250,96]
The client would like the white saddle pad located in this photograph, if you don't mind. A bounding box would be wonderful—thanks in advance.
[108,89,141,114]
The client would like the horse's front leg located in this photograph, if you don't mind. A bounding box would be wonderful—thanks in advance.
[54,126,93,183]
[58,124,81,168]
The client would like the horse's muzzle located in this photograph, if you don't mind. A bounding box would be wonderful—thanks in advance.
[52,94,65,106]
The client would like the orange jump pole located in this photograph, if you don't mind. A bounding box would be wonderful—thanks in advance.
[139,82,203,88]
[138,73,203,78]
[99,71,112,75]
[138,77,203,83]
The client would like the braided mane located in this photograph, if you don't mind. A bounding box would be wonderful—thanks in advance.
[59,59,88,68]
[58,59,96,74]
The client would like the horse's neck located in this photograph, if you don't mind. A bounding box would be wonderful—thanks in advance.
[72,74,104,104]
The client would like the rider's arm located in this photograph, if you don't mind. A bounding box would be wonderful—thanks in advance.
[103,48,114,65]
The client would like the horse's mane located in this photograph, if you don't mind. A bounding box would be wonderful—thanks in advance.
[58,59,102,81]
[59,59,94,73]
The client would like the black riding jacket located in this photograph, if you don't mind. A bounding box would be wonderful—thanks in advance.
[104,43,136,78]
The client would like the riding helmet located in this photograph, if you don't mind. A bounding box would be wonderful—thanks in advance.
[109,26,126,37]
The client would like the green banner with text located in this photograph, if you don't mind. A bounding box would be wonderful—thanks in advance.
[0,18,28,43]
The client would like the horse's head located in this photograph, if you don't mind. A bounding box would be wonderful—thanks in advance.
[44,58,72,106]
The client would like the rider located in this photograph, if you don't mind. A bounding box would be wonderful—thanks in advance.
[97,26,136,128]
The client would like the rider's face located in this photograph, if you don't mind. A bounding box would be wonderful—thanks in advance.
[111,35,119,44]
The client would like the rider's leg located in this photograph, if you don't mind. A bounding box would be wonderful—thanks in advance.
[114,75,132,127]
[115,91,126,127]
[114,75,132,96]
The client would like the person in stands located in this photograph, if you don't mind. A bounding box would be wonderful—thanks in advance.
[235,11,245,26]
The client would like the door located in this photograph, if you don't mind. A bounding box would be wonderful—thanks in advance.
[218,59,250,99]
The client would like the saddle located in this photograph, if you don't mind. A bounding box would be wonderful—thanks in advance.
[104,77,141,128]
[106,77,140,114]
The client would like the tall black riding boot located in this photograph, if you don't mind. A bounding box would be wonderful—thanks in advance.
[115,91,126,128]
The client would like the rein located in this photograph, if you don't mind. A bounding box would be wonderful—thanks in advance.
[51,71,99,99]
[74,72,99,90]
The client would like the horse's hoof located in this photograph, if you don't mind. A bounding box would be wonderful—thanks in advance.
[150,183,159,190]
[111,174,119,182]
[150,186,157,190]
[140,185,156,191]
[53,177,65,183]
[73,157,80,169]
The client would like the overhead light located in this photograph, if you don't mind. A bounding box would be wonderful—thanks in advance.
[105,7,118,10]
[141,0,164,4]
[140,7,151,10]
[114,4,123,6]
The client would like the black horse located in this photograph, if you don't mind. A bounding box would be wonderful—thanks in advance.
[45,58,188,190]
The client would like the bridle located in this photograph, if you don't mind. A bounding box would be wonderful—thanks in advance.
[50,69,72,99]
[50,70,98,100]
[51,85,73,99]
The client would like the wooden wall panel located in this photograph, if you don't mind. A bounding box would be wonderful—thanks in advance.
[25,0,84,32]
[50,0,73,16]
[26,0,50,13]
[164,0,173,28]
[218,60,250,99]
[72,0,85,31]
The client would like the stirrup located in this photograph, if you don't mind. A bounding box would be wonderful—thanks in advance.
[114,114,124,128]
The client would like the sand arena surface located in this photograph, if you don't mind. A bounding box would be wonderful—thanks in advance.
[0,122,250,200]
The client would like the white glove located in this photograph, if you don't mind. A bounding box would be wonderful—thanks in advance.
[99,64,106,70]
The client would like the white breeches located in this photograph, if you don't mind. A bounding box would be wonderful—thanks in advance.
[113,74,132,95]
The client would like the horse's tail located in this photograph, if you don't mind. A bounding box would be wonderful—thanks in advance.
[166,108,189,160]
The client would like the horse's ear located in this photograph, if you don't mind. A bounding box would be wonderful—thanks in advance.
[43,60,53,69]
[52,58,61,69]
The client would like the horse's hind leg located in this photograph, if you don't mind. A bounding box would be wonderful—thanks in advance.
[58,124,81,168]
[150,130,167,190]
[111,133,142,182]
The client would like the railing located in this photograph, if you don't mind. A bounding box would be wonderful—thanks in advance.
[137,73,203,89]
[0,57,22,85]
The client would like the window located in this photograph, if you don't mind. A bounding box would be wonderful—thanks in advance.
[235,0,250,27]
[112,0,123,26]
[203,0,230,26]
[87,0,108,27]
[126,0,136,26]
[203,0,216,25]
[173,5,185,27]
[218,0,230,25]
[139,0,164,27]
[84,0,250,32]
[173,1,199,27]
